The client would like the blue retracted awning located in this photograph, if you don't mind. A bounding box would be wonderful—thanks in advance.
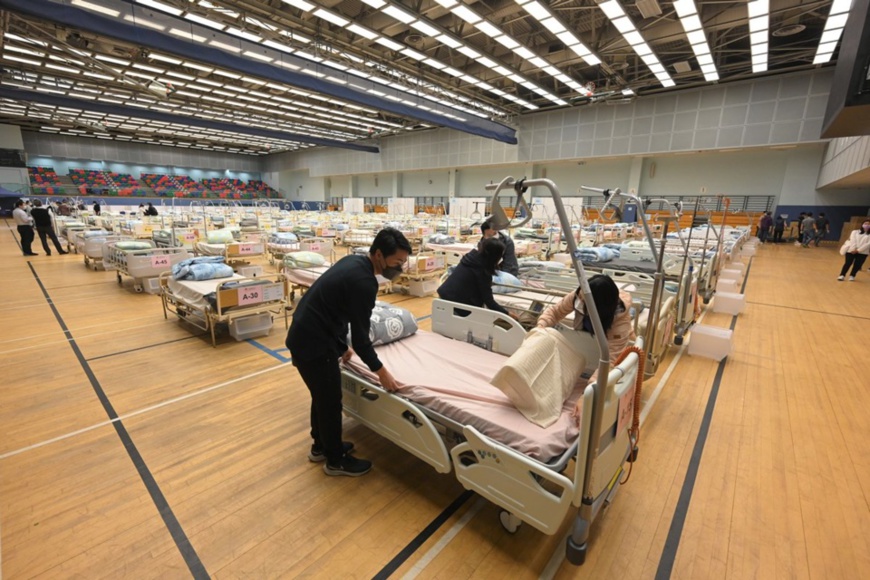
[0,0,518,145]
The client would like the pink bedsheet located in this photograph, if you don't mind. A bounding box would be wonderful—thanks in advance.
[344,330,585,460]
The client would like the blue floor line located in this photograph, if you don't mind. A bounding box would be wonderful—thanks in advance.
[416,314,432,322]
[246,338,292,363]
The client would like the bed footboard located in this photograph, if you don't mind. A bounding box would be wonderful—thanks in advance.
[340,371,452,474]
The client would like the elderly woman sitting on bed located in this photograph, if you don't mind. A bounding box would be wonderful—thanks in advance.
[536,274,635,384]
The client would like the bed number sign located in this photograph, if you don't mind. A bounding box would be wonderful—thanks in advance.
[617,386,635,435]
[307,243,321,252]
[151,255,171,269]
[238,243,257,255]
[183,233,197,242]
[238,288,263,305]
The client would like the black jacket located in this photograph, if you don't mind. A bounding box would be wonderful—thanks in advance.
[31,207,53,228]
[286,254,382,371]
[436,250,508,314]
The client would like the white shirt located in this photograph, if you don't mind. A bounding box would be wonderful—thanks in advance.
[12,207,32,226]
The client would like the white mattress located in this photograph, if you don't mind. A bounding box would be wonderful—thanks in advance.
[167,274,245,309]
[424,241,477,254]
[195,241,227,256]
[344,331,585,460]
[285,265,389,289]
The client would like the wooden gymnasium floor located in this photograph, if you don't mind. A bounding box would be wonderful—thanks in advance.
[1,219,869,579]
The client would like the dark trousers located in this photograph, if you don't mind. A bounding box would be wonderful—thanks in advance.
[773,229,784,243]
[17,225,34,254]
[840,253,868,277]
[36,226,65,254]
[294,356,344,464]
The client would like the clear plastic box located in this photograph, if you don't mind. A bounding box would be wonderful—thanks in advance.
[229,313,273,341]
[688,325,733,361]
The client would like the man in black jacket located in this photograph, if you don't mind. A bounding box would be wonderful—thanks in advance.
[30,200,68,256]
[286,228,411,477]
[481,220,519,276]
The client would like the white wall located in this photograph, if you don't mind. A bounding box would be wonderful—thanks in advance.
[817,136,870,188]
[0,167,28,187]
[401,170,450,198]
[778,146,869,206]
[277,169,326,202]
[0,124,24,150]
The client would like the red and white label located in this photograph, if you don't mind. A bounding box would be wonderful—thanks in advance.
[150,255,171,269]
[617,386,635,435]
[307,243,321,252]
[238,287,263,305]
[183,233,197,242]
[238,243,257,255]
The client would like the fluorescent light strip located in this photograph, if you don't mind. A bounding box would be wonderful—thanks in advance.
[673,0,719,81]
[746,0,769,73]
[813,0,852,64]
[598,0,677,86]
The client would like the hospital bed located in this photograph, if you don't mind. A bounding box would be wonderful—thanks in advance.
[194,235,266,266]
[340,299,642,564]
[152,228,201,251]
[341,228,379,247]
[159,272,289,347]
[103,241,191,294]
[74,230,126,270]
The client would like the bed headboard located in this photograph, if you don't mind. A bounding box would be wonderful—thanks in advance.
[431,299,525,356]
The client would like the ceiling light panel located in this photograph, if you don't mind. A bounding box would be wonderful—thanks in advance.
[813,0,852,64]
[746,0,769,72]
[673,0,719,81]
[596,0,676,86]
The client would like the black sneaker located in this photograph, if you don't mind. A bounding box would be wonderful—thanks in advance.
[323,455,372,477]
[308,441,355,463]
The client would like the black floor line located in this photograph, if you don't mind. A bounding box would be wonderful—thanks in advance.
[27,262,210,580]
[655,258,753,579]
[745,300,870,321]
[86,335,200,362]
[371,490,474,580]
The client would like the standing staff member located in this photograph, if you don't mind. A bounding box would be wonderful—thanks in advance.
[13,200,36,256]
[481,220,519,276]
[837,219,870,281]
[286,227,411,477]
[31,200,68,256]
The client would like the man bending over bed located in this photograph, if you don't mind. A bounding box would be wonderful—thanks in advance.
[286,228,412,477]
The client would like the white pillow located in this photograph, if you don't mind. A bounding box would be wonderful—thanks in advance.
[490,327,586,428]
[284,251,326,268]
[207,228,235,244]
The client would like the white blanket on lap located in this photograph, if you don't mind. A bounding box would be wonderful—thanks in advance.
[490,328,586,428]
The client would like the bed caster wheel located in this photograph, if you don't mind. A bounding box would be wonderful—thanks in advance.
[134,285,144,293]
[566,538,587,565]
[702,297,710,305]
[674,335,684,346]
[499,510,522,534]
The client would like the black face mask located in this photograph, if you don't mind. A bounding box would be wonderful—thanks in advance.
[380,254,403,280]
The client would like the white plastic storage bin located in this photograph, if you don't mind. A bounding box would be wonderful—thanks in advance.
[719,268,742,281]
[143,277,163,295]
[409,278,439,297]
[229,313,273,341]
[712,292,746,315]
[716,278,739,293]
[238,265,263,278]
[740,245,757,257]
[688,325,733,361]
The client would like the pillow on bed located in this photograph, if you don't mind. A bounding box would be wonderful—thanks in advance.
[284,251,326,268]
[83,230,107,238]
[490,327,586,428]
[207,229,235,244]
[115,241,152,250]
[367,302,418,346]
[492,271,522,294]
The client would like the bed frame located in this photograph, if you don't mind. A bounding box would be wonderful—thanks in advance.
[159,272,289,347]
[81,233,126,271]
[340,299,641,564]
[103,241,190,293]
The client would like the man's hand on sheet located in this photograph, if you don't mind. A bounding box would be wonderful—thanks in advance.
[376,366,400,392]
[340,348,354,364]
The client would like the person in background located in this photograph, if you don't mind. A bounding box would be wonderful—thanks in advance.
[286,228,411,477]
[481,220,519,276]
[93,201,101,216]
[773,214,785,243]
[58,200,71,216]
[801,212,815,247]
[837,219,870,281]
[437,237,513,317]
[758,211,773,244]
[30,200,67,256]
[136,203,146,218]
[795,212,807,243]
[144,202,159,216]
[13,200,36,256]
[813,212,830,247]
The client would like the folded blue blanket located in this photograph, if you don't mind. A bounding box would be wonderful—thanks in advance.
[492,271,523,294]
[578,247,618,263]
[172,256,235,281]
